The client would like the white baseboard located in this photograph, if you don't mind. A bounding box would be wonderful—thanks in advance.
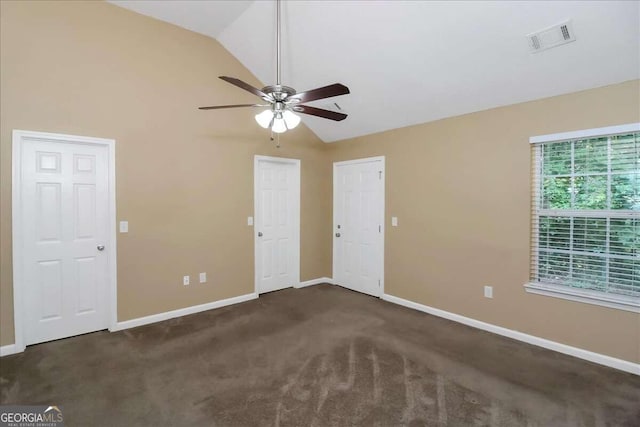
[110,292,258,332]
[0,343,21,357]
[381,293,640,376]
[295,277,334,288]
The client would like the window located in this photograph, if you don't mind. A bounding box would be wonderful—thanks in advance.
[525,124,639,312]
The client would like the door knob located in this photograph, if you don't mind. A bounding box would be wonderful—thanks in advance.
[97,245,105,251]
[258,232,263,237]
[335,233,341,237]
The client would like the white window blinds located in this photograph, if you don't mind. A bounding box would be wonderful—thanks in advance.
[530,126,639,303]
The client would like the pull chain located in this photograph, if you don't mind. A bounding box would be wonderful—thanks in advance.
[269,129,281,148]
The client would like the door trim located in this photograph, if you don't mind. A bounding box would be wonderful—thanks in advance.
[11,130,117,352]
[332,156,386,296]
[253,155,301,295]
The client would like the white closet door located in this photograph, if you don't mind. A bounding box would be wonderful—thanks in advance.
[255,157,300,294]
[334,157,385,297]
[21,139,110,345]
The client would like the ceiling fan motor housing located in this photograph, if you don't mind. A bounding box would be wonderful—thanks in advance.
[262,85,297,102]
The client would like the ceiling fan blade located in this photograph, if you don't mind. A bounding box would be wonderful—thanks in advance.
[198,104,264,110]
[290,83,350,103]
[294,105,347,121]
[219,76,268,99]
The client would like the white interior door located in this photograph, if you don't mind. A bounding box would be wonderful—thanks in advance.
[333,157,385,297]
[254,156,300,294]
[19,136,111,345]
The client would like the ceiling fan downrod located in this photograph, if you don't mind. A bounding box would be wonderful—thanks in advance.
[276,0,281,87]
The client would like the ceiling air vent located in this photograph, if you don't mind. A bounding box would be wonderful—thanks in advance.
[527,20,576,53]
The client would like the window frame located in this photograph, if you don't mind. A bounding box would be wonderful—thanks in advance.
[525,123,640,313]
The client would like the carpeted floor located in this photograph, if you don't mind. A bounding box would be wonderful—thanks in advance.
[1,284,639,426]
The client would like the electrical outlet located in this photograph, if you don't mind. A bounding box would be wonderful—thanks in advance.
[199,272,207,283]
[484,285,493,298]
[183,275,190,286]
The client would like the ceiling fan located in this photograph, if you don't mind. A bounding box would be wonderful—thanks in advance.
[198,0,350,136]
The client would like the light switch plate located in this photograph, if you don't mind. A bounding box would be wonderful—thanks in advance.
[247,216,254,226]
[484,285,493,298]
[391,217,398,227]
[183,276,190,286]
[119,221,129,233]
[199,272,207,283]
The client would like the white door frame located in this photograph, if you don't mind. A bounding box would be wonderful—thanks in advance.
[253,155,301,294]
[12,130,117,353]
[332,156,386,296]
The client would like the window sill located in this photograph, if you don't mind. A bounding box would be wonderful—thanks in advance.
[524,282,640,313]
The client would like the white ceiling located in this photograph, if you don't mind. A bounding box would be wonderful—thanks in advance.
[110,1,254,37]
[111,1,640,142]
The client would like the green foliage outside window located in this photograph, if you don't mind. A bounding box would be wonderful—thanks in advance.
[536,132,639,296]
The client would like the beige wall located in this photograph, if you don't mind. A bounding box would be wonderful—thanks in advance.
[0,1,331,345]
[326,80,640,363]
[1,1,638,366]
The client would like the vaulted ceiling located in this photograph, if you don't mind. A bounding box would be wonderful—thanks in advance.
[110,1,640,142]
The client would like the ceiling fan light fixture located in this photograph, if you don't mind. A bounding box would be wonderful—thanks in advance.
[283,110,301,130]
[255,109,274,128]
[272,115,288,133]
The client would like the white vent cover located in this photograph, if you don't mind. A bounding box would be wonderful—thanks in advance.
[527,20,576,53]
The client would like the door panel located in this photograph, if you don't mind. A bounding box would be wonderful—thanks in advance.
[255,158,300,294]
[22,139,110,345]
[36,183,62,241]
[37,260,63,320]
[74,184,96,239]
[74,256,98,314]
[334,159,384,297]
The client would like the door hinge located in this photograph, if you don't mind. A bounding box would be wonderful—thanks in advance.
[378,171,382,179]
[378,225,381,233]
[378,279,381,287]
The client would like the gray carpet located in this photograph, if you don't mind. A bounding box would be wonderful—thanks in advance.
[1,284,639,426]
